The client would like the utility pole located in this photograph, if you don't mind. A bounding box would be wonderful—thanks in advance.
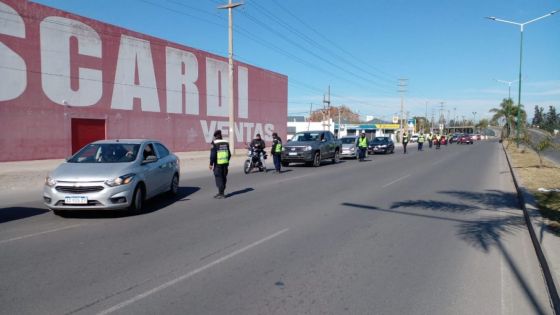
[218,0,243,153]
[438,102,445,132]
[307,103,313,131]
[431,109,435,131]
[398,78,408,134]
[323,85,331,131]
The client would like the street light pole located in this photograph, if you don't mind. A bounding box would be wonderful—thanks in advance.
[486,10,558,148]
[495,79,518,100]
[218,0,243,153]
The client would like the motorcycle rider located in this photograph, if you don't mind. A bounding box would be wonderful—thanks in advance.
[250,133,266,167]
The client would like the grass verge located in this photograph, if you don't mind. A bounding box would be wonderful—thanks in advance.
[504,140,560,233]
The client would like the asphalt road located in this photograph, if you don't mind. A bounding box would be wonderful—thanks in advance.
[0,140,553,314]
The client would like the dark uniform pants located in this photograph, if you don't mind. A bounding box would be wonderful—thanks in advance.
[428,140,433,148]
[213,165,228,194]
[359,147,367,160]
[403,142,408,154]
[273,154,281,172]
[418,142,423,151]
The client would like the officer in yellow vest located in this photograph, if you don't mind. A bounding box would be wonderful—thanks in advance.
[435,133,441,149]
[402,131,409,154]
[209,130,231,199]
[417,133,425,151]
[271,132,283,173]
[358,132,368,161]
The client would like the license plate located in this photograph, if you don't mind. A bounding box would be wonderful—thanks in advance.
[65,196,88,204]
[288,152,298,156]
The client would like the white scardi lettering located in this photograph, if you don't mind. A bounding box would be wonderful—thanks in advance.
[111,35,160,112]
[40,16,102,107]
[0,1,26,101]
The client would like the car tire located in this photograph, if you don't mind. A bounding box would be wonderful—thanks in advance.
[313,152,321,167]
[332,150,340,164]
[129,185,144,214]
[168,173,179,196]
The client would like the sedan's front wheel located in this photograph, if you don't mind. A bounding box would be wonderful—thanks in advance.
[313,152,321,167]
[168,174,179,196]
[129,185,144,213]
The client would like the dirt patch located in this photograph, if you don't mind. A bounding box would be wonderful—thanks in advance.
[505,140,560,230]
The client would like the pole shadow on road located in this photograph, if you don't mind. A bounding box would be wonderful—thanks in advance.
[0,207,49,224]
[342,189,549,315]
[54,186,201,219]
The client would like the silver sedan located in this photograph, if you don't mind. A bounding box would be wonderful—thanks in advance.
[43,139,180,215]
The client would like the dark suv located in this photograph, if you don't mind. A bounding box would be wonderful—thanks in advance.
[281,131,342,167]
[368,137,395,154]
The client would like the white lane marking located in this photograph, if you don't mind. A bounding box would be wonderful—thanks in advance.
[97,228,290,315]
[382,174,410,188]
[0,224,83,245]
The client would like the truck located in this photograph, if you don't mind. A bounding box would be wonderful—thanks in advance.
[281,130,342,167]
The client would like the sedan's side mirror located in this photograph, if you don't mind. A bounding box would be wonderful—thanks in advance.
[142,155,158,164]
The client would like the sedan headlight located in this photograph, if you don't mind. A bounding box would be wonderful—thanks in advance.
[350,147,355,151]
[105,173,135,187]
[303,146,312,151]
[45,176,57,187]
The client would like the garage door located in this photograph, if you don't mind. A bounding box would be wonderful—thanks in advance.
[71,119,106,154]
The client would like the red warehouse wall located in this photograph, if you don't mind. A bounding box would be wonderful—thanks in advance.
[0,0,288,161]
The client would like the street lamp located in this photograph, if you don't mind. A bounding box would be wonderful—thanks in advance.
[494,79,518,100]
[472,111,477,132]
[218,0,243,153]
[486,10,559,147]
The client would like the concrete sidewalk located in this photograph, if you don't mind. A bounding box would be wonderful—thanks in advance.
[0,151,248,192]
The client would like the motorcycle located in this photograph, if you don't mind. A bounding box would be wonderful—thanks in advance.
[244,147,267,174]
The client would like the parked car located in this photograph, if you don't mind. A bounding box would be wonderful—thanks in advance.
[340,136,359,159]
[43,139,180,215]
[368,137,395,154]
[410,135,419,143]
[475,134,482,140]
[281,131,342,167]
[458,134,473,144]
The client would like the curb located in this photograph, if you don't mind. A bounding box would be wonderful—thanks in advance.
[502,142,560,314]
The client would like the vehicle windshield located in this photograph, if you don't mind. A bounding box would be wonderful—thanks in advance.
[291,132,321,142]
[341,137,356,144]
[68,143,140,163]
[372,137,388,143]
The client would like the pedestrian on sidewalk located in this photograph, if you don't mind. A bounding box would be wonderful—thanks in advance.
[209,130,231,199]
[402,131,409,154]
[417,133,425,151]
[271,132,282,173]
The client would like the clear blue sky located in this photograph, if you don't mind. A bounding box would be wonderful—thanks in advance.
[32,0,560,122]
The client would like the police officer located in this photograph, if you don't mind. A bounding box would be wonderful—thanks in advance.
[435,133,441,149]
[418,133,425,151]
[271,132,282,173]
[402,131,409,154]
[209,130,231,199]
[358,132,368,161]
[428,132,433,149]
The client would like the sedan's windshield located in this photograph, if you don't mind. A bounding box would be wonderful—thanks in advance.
[292,132,321,142]
[372,137,388,143]
[341,138,356,144]
[68,143,140,163]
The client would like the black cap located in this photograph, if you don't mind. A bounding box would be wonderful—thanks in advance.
[256,133,261,137]
[213,130,222,137]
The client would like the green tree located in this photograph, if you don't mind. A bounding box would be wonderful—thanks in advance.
[522,132,557,167]
[543,106,558,133]
[490,98,526,139]
[532,105,544,127]
[476,118,489,130]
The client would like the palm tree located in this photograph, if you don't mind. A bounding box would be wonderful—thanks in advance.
[490,98,526,139]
